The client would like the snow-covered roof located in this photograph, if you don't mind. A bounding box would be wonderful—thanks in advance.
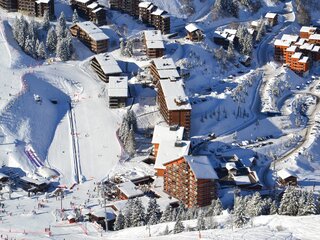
[87,2,98,9]
[300,26,317,33]
[226,162,237,170]
[251,20,260,27]
[116,181,144,198]
[312,45,320,52]
[144,30,164,49]
[75,21,109,41]
[184,155,218,180]
[265,12,277,19]
[286,45,297,52]
[92,7,104,13]
[93,54,122,75]
[155,140,190,170]
[295,38,306,46]
[20,176,49,186]
[278,169,297,180]
[37,167,59,179]
[309,34,320,41]
[139,1,152,8]
[151,125,184,144]
[281,34,299,43]
[291,52,302,59]
[185,23,202,33]
[300,43,314,51]
[159,79,192,111]
[151,8,165,16]
[234,175,251,185]
[152,58,176,70]
[75,0,91,3]
[248,28,255,35]
[224,29,237,35]
[298,56,309,63]
[0,173,8,180]
[274,39,290,47]
[35,0,50,3]
[108,76,128,98]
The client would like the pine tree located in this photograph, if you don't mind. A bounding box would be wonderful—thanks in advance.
[302,191,317,215]
[173,218,185,234]
[227,42,235,62]
[16,16,28,48]
[46,26,57,53]
[37,41,46,59]
[131,198,145,227]
[114,211,125,230]
[24,35,36,57]
[233,196,249,228]
[56,38,71,61]
[160,205,173,223]
[163,225,169,235]
[28,19,38,41]
[146,198,161,225]
[72,9,79,24]
[120,38,126,56]
[56,12,67,40]
[256,17,266,42]
[197,212,206,230]
[176,202,186,220]
[279,187,301,216]
[269,200,278,215]
[124,199,133,228]
[213,199,223,215]
[126,126,136,157]
[42,10,50,30]
[247,192,263,217]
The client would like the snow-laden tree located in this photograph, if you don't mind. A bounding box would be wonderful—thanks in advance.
[279,187,300,216]
[56,38,69,61]
[28,19,39,41]
[72,9,79,24]
[114,211,125,230]
[146,198,161,225]
[124,199,133,228]
[163,225,169,235]
[42,10,50,30]
[130,198,145,227]
[212,0,239,20]
[256,17,266,42]
[237,26,253,55]
[176,202,187,220]
[37,41,46,59]
[46,26,57,53]
[120,38,126,56]
[160,205,173,223]
[15,16,28,48]
[247,192,263,217]
[173,218,185,234]
[24,35,36,57]
[197,212,206,230]
[233,196,249,228]
[269,200,278,215]
[126,126,136,157]
[206,199,223,217]
[56,12,67,40]
[300,191,317,215]
[227,42,235,62]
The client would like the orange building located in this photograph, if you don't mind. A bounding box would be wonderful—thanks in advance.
[300,26,317,39]
[163,155,219,208]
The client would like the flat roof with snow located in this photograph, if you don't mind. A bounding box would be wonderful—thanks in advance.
[184,155,218,180]
[151,8,165,16]
[265,12,277,19]
[108,76,128,98]
[155,140,190,170]
[116,181,144,198]
[151,125,184,144]
[139,1,152,8]
[278,169,297,180]
[281,34,299,43]
[300,26,317,33]
[93,54,122,75]
[291,52,302,59]
[309,34,320,41]
[153,58,176,70]
[159,79,192,111]
[144,31,164,49]
[185,23,202,33]
[74,21,109,41]
[274,39,290,47]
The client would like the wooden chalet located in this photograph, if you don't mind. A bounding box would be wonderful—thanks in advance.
[70,21,109,53]
[116,181,144,200]
[0,0,18,11]
[164,155,219,208]
[108,76,128,108]
[150,58,180,83]
[157,79,192,131]
[143,30,165,58]
[138,1,154,23]
[213,28,237,49]
[185,23,204,42]
[265,12,278,27]
[90,53,122,82]
[278,169,297,186]
[151,124,184,157]
[71,0,106,26]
